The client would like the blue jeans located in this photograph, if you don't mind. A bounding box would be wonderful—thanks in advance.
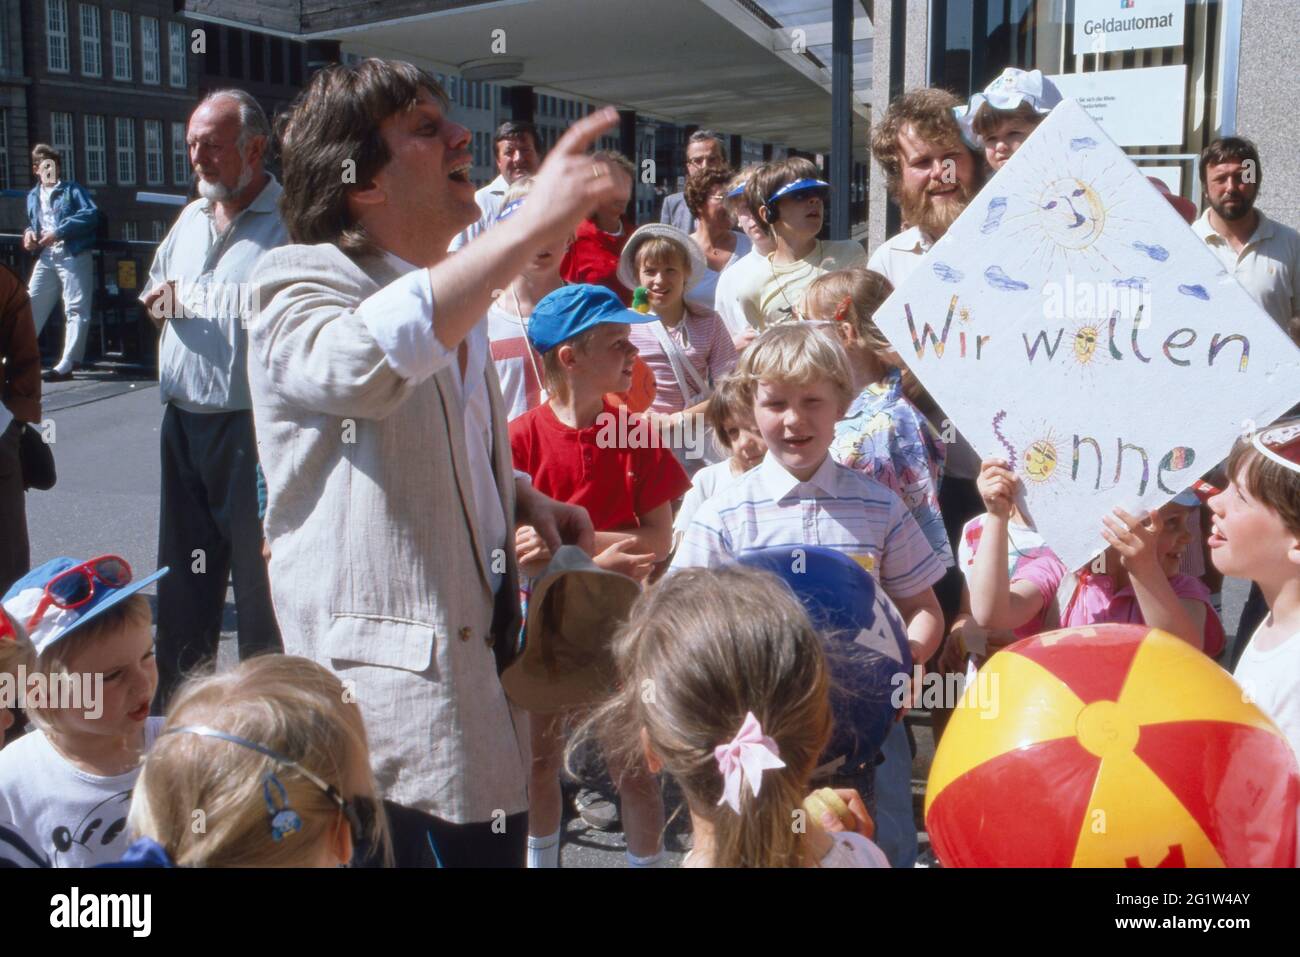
[872,720,917,868]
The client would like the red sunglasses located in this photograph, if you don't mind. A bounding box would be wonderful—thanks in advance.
[24,555,133,631]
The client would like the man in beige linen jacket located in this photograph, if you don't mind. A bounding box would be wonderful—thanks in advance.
[247,60,626,867]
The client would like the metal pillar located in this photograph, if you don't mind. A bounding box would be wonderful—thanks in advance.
[619,109,637,161]
[829,0,853,239]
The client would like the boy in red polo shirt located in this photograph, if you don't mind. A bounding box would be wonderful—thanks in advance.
[510,284,689,869]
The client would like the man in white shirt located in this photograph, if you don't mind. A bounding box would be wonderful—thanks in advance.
[864,87,987,868]
[1191,137,1300,663]
[139,90,286,707]
[1191,137,1300,334]
[249,59,621,866]
[449,120,541,252]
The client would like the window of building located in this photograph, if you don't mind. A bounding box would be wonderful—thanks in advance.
[144,119,163,184]
[123,220,137,241]
[0,110,9,190]
[172,121,188,184]
[80,5,102,77]
[116,116,136,184]
[141,16,159,83]
[249,32,264,82]
[47,0,71,73]
[288,42,302,86]
[205,20,222,75]
[111,9,131,81]
[51,111,75,180]
[227,26,243,78]
[168,21,186,86]
[151,220,164,241]
[270,37,285,84]
[84,114,106,184]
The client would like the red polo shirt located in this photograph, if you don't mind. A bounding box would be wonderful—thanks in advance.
[510,399,690,531]
[561,216,634,305]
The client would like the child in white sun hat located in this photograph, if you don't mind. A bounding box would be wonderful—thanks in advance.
[958,67,1063,171]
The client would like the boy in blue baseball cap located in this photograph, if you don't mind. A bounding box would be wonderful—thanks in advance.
[0,555,169,866]
[508,284,690,869]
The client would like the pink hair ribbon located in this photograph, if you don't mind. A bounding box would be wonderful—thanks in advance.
[714,711,786,814]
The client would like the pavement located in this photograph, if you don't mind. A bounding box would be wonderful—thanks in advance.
[23,366,1254,868]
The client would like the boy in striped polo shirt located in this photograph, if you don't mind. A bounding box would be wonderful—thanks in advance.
[670,322,944,867]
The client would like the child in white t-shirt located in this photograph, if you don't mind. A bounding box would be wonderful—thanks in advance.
[672,375,767,549]
[1209,421,1300,760]
[0,556,168,867]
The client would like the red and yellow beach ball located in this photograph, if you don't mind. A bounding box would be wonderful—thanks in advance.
[926,624,1300,867]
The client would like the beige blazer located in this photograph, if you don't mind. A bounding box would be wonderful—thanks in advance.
[247,243,526,823]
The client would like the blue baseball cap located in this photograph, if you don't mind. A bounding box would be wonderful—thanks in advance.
[526,284,656,355]
[766,177,830,205]
[2,557,168,656]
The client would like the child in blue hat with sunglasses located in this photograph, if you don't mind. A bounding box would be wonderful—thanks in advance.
[0,555,168,866]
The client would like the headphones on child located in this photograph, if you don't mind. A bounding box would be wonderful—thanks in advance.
[760,178,831,227]
[162,725,364,845]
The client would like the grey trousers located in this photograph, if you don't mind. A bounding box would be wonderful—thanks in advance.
[154,404,281,708]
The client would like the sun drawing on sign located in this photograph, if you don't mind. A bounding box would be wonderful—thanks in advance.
[978,128,1154,279]
[993,411,1067,502]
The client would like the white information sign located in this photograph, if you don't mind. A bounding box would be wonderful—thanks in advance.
[1049,66,1186,147]
[872,99,1300,572]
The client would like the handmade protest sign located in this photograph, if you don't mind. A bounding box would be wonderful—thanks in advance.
[872,98,1300,572]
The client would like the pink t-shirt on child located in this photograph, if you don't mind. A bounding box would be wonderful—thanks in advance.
[1013,552,1226,658]
[628,307,737,414]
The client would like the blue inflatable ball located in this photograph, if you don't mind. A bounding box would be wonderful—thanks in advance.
[736,547,912,777]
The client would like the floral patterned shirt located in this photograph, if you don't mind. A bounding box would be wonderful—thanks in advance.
[831,369,953,567]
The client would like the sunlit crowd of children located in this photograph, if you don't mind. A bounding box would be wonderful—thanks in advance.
[2,68,1298,870]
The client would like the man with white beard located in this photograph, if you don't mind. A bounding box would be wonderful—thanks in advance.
[139,90,285,708]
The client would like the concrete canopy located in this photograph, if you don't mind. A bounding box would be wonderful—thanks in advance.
[187,0,872,157]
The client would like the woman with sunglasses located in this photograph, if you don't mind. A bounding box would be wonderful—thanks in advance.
[0,555,166,866]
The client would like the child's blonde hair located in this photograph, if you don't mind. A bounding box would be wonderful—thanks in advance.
[574,565,832,867]
[704,374,753,453]
[129,654,389,867]
[540,326,601,404]
[500,174,534,208]
[26,593,152,735]
[634,236,690,275]
[735,323,855,413]
[802,267,897,362]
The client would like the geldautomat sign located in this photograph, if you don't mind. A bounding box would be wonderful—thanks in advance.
[1073,0,1185,55]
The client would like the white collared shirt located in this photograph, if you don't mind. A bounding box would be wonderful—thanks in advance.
[866,225,934,287]
[1192,209,1300,330]
[354,252,507,593]
[670,451,945,601]
[449,175,510,252]
[145,175,289,411]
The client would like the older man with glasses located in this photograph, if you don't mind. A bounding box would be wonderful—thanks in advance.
[660,130,728,234]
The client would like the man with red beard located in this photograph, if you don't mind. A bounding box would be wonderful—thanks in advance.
[868,88,983,285]
[866,88,986,870]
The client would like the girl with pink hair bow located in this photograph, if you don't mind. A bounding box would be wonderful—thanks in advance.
[570,564,889,867]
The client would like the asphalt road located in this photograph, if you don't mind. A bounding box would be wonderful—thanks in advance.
[22,370,1254,868]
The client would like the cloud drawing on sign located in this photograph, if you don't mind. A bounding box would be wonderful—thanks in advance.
[1133,241,1169,262]
[984,265,1030,291]
[1070,137,1098,151]
[932,262,964,283]
[1112,276,1148,289]
[981,197,1008,234]
[1178,283,1210,300]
